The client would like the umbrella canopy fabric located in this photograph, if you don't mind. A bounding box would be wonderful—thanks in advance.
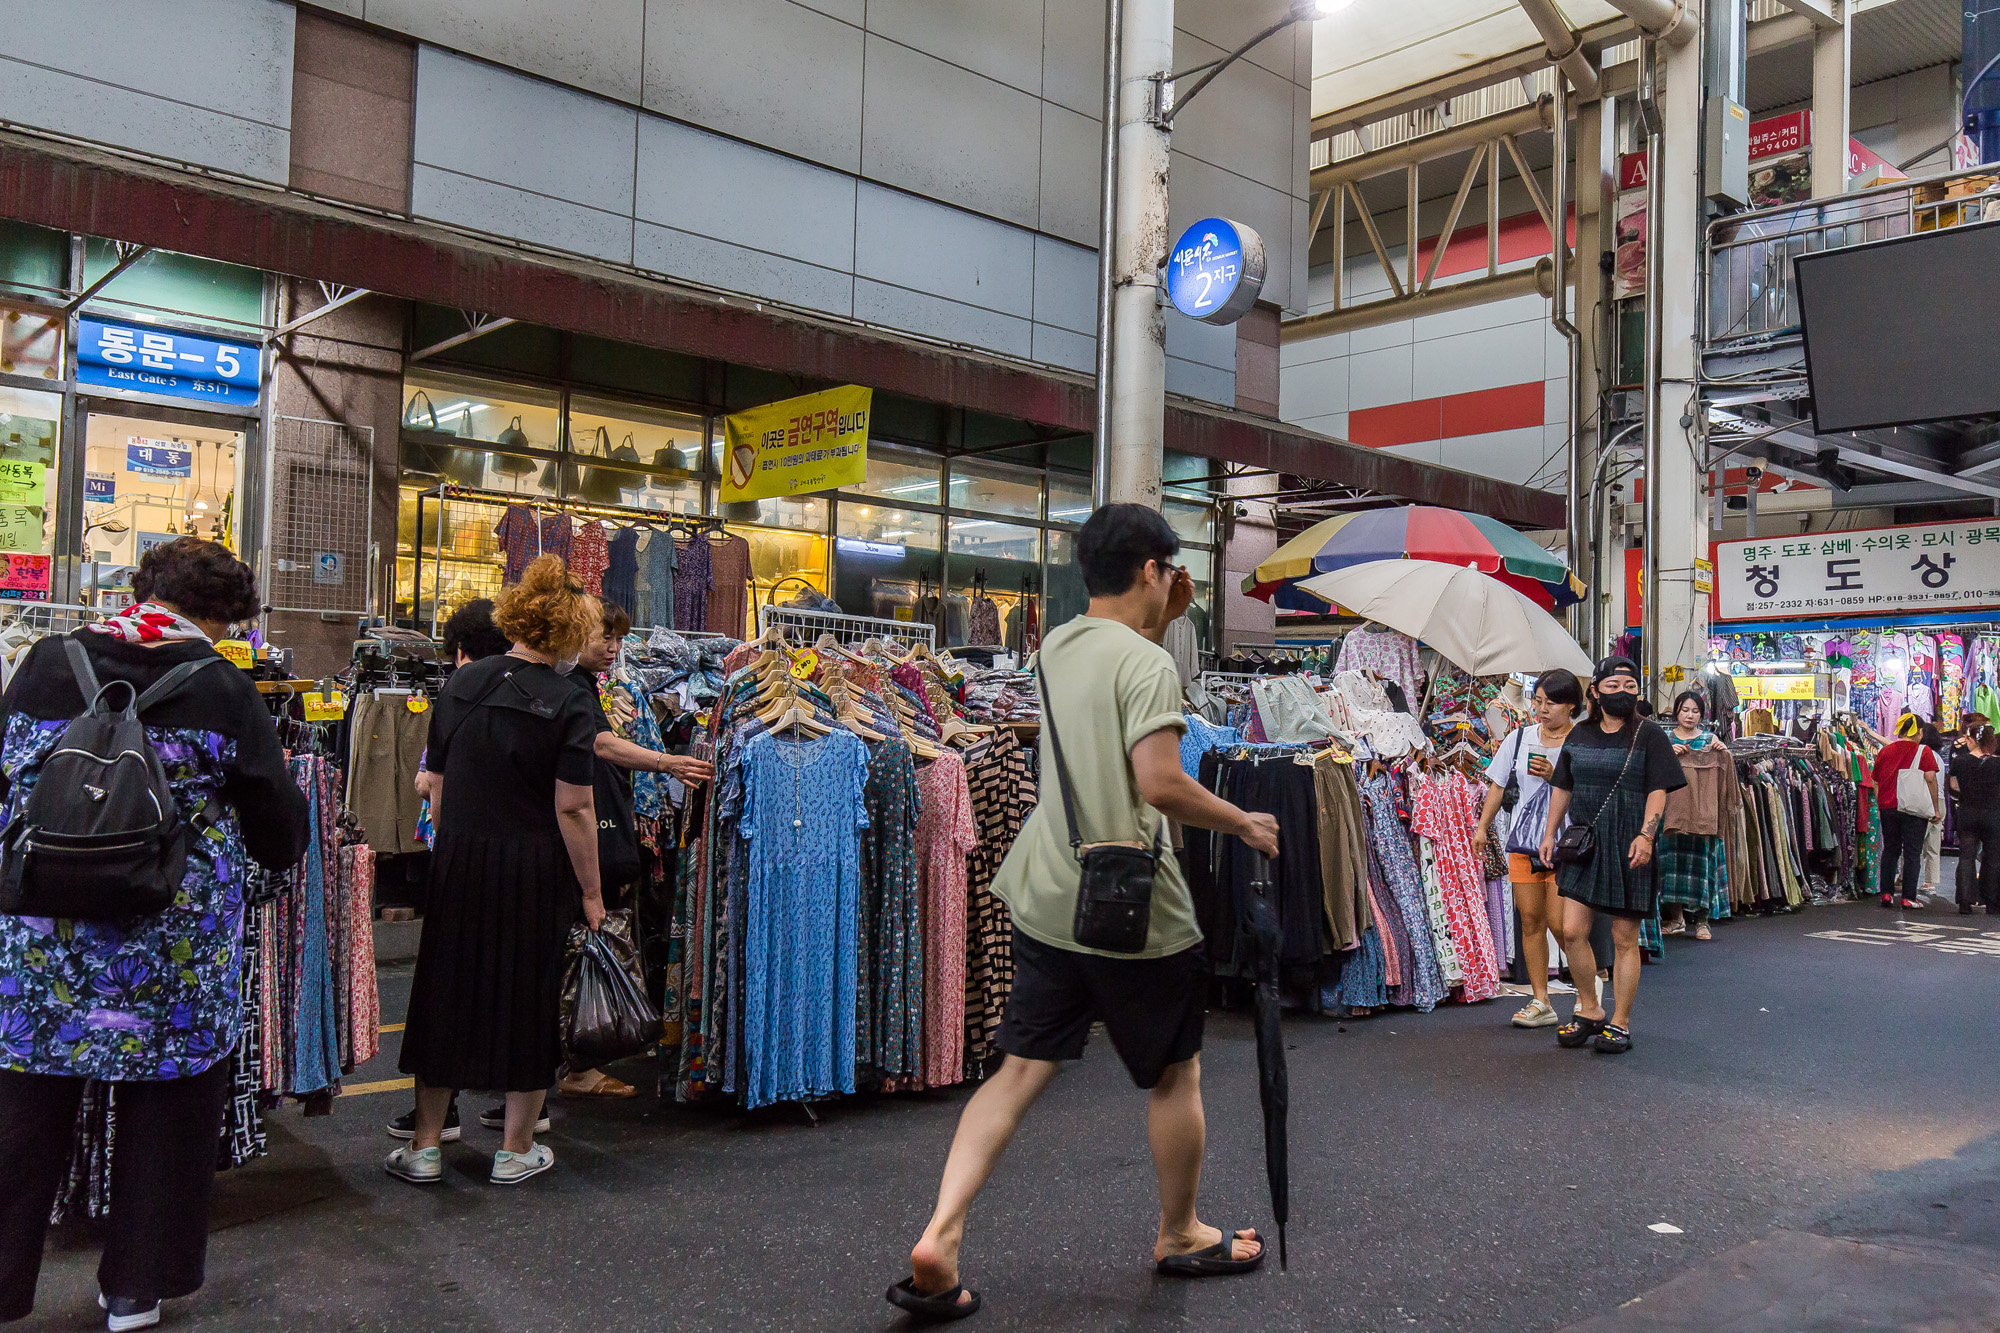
[1242,506,1584,612]
[1295,559,1592,678]
[1243,850,1289,1271]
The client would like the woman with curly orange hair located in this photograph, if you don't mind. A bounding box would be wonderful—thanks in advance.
[389,556,605,1187]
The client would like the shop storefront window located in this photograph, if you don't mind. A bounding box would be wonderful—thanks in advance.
[402,369,562,493]
[0,386,60,603]
[729,523,830,638]
[568,395,704,514]
[947,457,1042,521]
[834,505,941,624]
[848,445,943,507]
[1163,495,1215,546]
[1047,470,1092,526]
[1044,527,1088,636]
[81,411,243,606]
[0,307,63,381]
[947,518,1040,648]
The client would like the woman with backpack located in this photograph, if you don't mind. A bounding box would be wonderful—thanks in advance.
[0,537,309,1332]
[1471,668,1583,1029]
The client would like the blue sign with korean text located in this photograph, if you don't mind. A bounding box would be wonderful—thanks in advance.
[76,318,260,408]
[126,440,192,477]
[84,473,115,503]
[1165,218,1268,325]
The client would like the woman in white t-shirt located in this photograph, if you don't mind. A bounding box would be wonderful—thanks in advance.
[1472,668,1584,1029]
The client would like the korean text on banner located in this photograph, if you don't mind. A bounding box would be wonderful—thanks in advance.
[720,386,870,503]
[1715,518,2000,621]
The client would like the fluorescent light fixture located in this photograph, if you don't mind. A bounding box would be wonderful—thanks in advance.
[882,482,939,496]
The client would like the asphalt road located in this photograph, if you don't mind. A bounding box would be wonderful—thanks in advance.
[26,897,2000,1331]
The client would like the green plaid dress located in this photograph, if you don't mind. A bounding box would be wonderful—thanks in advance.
[1657,832,1729,918]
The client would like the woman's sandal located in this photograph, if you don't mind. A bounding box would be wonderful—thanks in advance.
[1156,1228,1265,1277]
[1593,1023,1633,1054]
[1556,1015,1606,1048]
[886,1278,982,1321]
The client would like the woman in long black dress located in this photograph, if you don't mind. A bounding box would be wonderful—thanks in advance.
[1538,656,1685,1055]
[389,556,604,1186]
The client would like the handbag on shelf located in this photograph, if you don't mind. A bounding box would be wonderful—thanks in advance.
[1550,724,1640,869]
[1037,659,1162,954]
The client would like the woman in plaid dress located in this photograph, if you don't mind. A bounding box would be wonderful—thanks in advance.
[1658,691,1727,940]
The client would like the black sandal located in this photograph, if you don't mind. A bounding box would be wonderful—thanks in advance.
[1556,1015,1605,1048]
[1593,1023,1632,1054]
[886,1278,982,1321]
[1156,1227,1265,1277]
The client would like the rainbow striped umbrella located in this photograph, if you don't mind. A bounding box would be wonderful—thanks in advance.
[1243,506,1583,612]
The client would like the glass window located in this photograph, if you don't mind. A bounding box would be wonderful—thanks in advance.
[81,241,264,330]
[1046,471,1092,526]
[0,307,63,381]
[845,444,943,507]
[81,411,243,607]
[947,519,1040,649]
[1179,547,1214,651]
[833,504,941,625]
[727,524,830,639]
[946,457,1041,520]
[404,369,561,450]
[568,395,704,514]
[1162,496,1214,547]
[1044,527,1088,637]
[0,386,60,602]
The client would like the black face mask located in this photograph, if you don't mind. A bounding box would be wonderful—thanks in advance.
[1598,691,1638,718]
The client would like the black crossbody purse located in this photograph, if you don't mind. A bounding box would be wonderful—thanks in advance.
[1037,660,1164,954]
[1551,723,1640,868]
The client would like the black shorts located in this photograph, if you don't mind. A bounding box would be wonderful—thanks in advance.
[996,929,1208,1089]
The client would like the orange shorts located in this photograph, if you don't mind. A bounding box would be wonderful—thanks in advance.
[1507,852,1555,885]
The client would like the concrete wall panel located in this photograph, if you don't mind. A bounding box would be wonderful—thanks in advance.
[1037,102,1102,247]
[368,0,644,103]
[1042,0,1107,117]
[635,117,855,274]
[854,184,1035,319]
[634,222,853,316]
[854,279,1032,359]
[412,163,634,264]
[860,36,1042,229]
[866,0,1044,95]
[1031,235,1097,336]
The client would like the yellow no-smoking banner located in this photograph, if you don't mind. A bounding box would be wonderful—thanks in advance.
[720,385,871,503]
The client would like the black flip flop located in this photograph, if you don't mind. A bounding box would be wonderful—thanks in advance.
[1556,1015,1605,1049]
[886,1278,982,1321]
[1156,1228,1265,1277]
[1593,1023,1633,1054]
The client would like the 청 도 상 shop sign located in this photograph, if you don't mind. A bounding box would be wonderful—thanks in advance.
[1715,519,2000,621]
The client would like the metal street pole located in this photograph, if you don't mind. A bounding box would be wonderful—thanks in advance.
[1096,0,1175,508]
[1091,0,1124,508]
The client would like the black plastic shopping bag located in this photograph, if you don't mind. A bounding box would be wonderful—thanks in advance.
[560,910,662,1065]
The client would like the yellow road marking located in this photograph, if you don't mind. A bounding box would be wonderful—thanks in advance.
[339,1077,415,1097]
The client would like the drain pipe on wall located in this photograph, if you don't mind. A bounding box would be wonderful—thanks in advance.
[1515,0,1602,99]
[1639,38,1667,696]
[1549,75,1590,649]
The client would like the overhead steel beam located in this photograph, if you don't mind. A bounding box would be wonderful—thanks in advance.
[62,241,149,314]
[265,283,372,345]
[0,127,1568,529]
[1748,11,1818,54]
[1312,98,1553,191]
[1281,261,1556,341]
[410,315,516,363]
[1513,0,1603,99]
[1762,425,2000,500]
[1768,0,1841,26]
[1601,0,1696,45]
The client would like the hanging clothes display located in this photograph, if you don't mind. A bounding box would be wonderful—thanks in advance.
[569,519,610,595]
[674,531,713,633]
[916,752,977,1087]
[494,505,572,585]
[706,531,753,638]
[604,525,640,617]
[961,726,1034,1075]
[1333,624,1425,704]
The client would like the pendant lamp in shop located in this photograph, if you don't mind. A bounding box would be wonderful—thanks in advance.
[490,415,535,478]
[578,425,626,504]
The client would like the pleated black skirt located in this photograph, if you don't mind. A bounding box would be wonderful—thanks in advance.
[399,832,576,1092]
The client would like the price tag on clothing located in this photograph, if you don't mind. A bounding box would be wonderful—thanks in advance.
[304,689,345,723]
[789,648,818,680]
[405,695,430,714]
[213,639,254,669]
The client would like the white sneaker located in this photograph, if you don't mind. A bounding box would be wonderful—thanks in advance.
[1512,998,1560,1028]
[489,1143,554,1185]
[384,1144,443,1185]
[98,1294,161,1331]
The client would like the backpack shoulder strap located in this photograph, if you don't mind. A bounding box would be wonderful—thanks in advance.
[134,655,223,714]
[61,636,102,704]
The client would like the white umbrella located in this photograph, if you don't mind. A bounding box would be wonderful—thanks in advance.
[1296,558,1593,677]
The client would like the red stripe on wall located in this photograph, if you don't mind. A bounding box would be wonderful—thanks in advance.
[1414,208,1578,283]
[1349,380,1546,449]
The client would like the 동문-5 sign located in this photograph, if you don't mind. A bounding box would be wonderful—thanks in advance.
[1715,519,2000,621]
[76,318,260,408]
[720,386,870,504]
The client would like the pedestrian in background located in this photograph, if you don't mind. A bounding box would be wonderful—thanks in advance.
[389,555,604,1188]
[1873,713,1941,911]
[0,538,308,1331]
[1952,723,2000,915]
[1921,721,1950,899]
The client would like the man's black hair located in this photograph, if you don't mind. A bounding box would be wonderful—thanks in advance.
[1075,503,1179,598]
[441,598,509,662]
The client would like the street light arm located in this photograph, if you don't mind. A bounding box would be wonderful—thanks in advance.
[1163,8,1306,123]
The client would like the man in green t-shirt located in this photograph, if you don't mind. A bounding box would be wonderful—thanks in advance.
[887,505,1281,1321]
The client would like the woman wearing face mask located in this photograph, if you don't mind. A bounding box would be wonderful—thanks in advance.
[389,556,605,1188]
[1538,657,1686,1055]
[1471,669,1583,1028]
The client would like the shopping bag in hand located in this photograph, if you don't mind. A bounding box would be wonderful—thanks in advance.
[560,910,662,1065]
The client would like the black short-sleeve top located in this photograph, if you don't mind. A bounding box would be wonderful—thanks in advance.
[1550,716,1688,798]
[424,656,598,838]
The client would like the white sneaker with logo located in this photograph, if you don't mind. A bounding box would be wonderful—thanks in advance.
[384,1144,443,1185]
[490,1143,555,1185]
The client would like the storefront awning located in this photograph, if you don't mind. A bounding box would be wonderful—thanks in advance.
[0,130,1561,530]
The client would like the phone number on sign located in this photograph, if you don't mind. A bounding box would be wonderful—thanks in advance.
[1751,589,2000,612]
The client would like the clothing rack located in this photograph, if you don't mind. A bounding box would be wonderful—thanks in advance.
[758,604,937,648]
[0,602,106,635]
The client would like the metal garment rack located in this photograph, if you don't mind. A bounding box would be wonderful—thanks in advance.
[1,602,107,635]
[758,604,936,648]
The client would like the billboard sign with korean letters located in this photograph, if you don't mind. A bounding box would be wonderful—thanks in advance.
[1715,520,2000,621]
[75,318,260,408]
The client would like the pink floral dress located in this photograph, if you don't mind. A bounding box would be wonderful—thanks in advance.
[1411,770,1504,1002]
[916,752,978,1086]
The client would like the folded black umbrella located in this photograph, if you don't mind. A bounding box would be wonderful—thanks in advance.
[1242,849,1289,1270]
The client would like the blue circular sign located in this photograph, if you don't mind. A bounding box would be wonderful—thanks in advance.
[1166,218,1267,324]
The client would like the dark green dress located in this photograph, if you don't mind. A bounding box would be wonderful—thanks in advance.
[1550,717,1687,918]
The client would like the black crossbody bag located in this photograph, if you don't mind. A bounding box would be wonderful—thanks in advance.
[1551,722,1640,868]
[1037,659,1164,954]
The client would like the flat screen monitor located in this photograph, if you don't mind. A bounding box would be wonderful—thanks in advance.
[1794,219,2000,434]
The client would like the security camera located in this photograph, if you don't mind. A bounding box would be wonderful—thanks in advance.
[1744,454,1767,482]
